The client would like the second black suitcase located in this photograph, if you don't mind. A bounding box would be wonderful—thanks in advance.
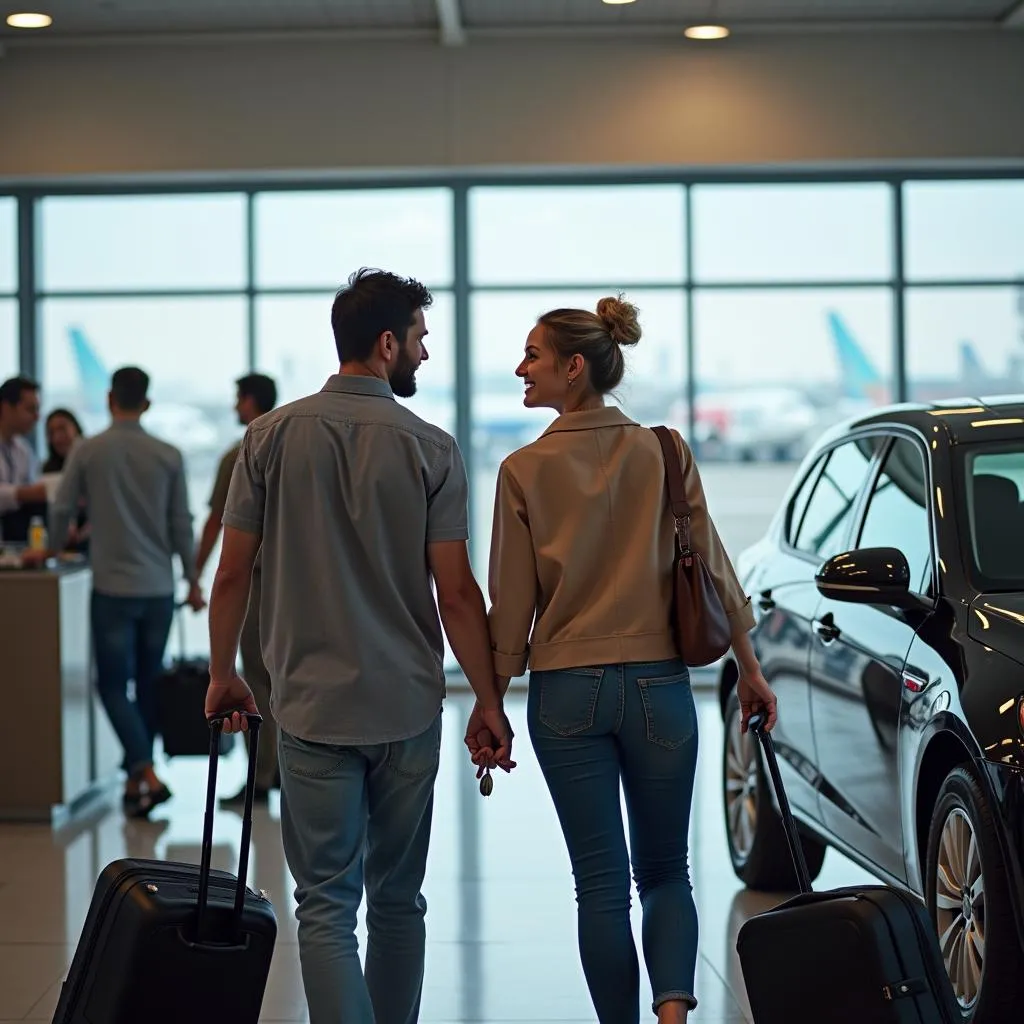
[736,713,961,1024]
[157,607,232,757]
[53,712,277,1024]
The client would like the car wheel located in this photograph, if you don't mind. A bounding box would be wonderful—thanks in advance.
[926,767,1024,1022]
[722,690,826,891]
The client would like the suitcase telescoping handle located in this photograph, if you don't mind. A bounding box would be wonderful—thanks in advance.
[747,713,813,895]
[196,710,262,942]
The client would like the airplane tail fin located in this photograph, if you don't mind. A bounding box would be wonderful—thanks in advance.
[827,311,883,401]
[960,341,986,383]
[67,327,110,416]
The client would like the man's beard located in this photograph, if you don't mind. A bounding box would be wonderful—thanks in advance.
[390,349,419,398]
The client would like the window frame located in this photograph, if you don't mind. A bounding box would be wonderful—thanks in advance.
[852,430,938,600]
[784,431,887,566]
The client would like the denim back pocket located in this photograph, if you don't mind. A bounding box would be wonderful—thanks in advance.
[387,712,443,780]
[280,732,348,779]
[637,669,696,750]
[536,667,604,736]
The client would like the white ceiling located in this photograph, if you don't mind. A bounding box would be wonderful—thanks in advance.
[0,0,1021,41]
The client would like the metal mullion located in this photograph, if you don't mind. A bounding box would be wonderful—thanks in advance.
[684,185,695,444]
[893,183,908,403]
[36,288,248,300]
[17,194,36,384]
[246,190,256,370]
[453,185,471,535]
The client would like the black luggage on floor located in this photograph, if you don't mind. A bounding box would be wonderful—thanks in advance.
[52,713,277,1024]
[736,714,961,1024]
[157,607,232,757]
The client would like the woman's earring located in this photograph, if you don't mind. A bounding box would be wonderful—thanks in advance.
[567,376,575,388]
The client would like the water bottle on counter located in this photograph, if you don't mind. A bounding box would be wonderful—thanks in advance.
[28,515,48,552]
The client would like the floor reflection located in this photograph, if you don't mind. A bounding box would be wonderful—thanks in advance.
[0,689,879,1022]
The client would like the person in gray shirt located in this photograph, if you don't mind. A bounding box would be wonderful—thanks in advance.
[205,268,515,1024]
[50,367,205,818]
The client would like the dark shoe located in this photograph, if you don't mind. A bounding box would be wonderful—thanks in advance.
[219,785,270,810]
[123,784,173,820]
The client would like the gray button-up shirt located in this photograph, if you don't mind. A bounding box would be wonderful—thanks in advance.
[0,434,40,515]
[223,374,469,746]
[51,420,197,596]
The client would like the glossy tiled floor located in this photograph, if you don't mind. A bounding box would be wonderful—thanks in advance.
[0,689,877,1022]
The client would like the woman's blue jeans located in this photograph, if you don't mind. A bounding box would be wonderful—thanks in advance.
[527,659,700,1022]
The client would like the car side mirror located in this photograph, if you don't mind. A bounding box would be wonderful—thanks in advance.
[815,547,918,608]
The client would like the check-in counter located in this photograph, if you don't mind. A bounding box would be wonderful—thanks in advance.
[0,562,121,823]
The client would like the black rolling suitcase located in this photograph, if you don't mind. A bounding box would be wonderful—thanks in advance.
[53,713,277,1024]
[736,714,960,1024]
[157,606,232,757]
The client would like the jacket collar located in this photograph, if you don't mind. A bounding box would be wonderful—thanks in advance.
[322,373,394,400]
[541,405,638,436]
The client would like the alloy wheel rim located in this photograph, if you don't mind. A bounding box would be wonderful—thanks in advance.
[935,807,985,1011]
[725,709,759,861]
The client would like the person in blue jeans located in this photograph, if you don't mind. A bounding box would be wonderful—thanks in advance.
[48,366,205,817]
[468,296,778,1023]
[206,270,515,1024]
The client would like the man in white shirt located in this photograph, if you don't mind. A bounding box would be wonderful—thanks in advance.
[0,377,47,542]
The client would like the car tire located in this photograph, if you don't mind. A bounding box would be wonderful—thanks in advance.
[925,767,1024,1022]
[722,690,826,891]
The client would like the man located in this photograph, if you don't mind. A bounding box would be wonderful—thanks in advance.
[205,268,515,1024]
[50,367,205,818]
[195,373,279,807]
[0,376,48,542]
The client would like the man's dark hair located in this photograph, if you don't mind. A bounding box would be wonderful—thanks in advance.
[110,366,150,411]
[236,373,277,415]
[331,267,432,364]
[0,376,39,408]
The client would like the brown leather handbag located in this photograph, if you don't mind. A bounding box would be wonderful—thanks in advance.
[652,426,732,667]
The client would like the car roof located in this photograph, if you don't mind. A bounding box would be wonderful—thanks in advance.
[827,395,1024,448]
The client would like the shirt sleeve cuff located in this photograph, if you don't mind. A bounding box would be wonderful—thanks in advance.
[222,511,262,534]
[727,597,756,633]
[426,526,469,543]
[492,648,528,678]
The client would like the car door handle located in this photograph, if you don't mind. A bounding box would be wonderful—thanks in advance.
[757,589,775,611]
[813,614,841,643]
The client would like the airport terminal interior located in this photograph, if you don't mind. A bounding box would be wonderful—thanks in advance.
[2,1,1024,1021]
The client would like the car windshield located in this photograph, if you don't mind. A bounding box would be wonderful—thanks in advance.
[963,445,1024,589]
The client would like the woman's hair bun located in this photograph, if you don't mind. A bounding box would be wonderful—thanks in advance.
[596,295,641,347]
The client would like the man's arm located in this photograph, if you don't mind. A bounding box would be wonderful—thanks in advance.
[205,525,261,732]
[196,448,236,577]
[168,453,201,605]
[428,541,503,711]
[49,448,86,552]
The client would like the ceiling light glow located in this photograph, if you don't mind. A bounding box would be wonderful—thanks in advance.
[602,0,638,5]
[5,12,53,29]
[685,24,730,40]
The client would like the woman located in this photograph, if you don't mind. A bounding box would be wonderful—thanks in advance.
[43,408,89,552]
[467,297,778,1024]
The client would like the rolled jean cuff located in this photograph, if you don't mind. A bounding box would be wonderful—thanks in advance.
[652,991,698,1013]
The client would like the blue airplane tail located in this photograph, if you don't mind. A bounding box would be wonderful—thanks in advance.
[826,311,883,401]
[960,341,985,382]
[67,327,110,416]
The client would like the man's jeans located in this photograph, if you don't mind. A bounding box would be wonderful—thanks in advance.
[91,591,174,775]
[279,712,442,1024]
[528,659,700,1022]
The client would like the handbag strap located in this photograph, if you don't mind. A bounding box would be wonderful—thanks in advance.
[652,426,692,554]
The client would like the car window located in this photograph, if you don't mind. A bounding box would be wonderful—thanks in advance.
[857,437,932,593]
[794,438,877,560]
[785,456,825,547]
[964,447,1024,587]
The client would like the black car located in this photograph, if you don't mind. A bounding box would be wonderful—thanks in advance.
[717,396,1024,1023]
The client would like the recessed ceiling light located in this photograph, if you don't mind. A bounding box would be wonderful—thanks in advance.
[602,0,637,5]
[685,24,730,40]
[5,12,53,29]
